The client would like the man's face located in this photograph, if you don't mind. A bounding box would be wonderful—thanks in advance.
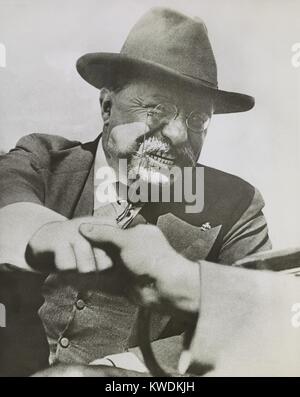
[101,78,213,186]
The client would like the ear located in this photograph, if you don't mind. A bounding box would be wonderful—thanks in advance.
[100,88,113,126]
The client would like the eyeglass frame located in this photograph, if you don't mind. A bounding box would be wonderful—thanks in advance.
[146,102,211,133]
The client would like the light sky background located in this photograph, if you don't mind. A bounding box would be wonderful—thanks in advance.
[0,0,299,249]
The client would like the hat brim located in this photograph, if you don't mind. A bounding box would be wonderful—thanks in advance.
[76,53,254,114]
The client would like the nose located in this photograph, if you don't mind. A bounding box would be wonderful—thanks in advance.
[161,116,188,146]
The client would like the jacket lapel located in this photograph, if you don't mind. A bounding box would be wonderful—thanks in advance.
[157,213,221,261]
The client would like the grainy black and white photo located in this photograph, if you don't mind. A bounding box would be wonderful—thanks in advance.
[0,0,300,378]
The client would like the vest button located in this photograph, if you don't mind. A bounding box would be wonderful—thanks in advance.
[59,337,70,348]
[75,299,85,310]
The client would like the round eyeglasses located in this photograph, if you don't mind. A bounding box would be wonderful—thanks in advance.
[146,103,211,133]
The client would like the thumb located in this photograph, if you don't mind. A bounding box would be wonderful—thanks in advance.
[79,223,127,249]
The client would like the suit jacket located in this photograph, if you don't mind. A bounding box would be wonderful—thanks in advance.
[0,133,271,372]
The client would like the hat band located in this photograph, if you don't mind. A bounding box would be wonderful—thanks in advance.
[181,72,218,89]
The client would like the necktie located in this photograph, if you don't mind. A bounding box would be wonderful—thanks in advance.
[93,182,146,229]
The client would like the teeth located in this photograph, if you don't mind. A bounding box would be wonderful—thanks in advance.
[136,137,176,168]
[147,153,174,166]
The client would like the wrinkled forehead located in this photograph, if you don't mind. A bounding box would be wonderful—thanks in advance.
[113,77,214,113]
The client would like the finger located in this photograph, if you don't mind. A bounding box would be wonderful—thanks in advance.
[79,223,128,249]
[55,244,77,271]
[93,247,113,271]
[128,284,159,307]
[78,216,117,228]
[72,237,97,273]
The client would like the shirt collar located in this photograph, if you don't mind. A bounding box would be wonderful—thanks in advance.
[94,137,134,208]
[94,137,117,183]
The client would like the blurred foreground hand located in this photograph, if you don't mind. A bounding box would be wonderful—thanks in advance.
[80,223,200,315]
[32,364,151,377]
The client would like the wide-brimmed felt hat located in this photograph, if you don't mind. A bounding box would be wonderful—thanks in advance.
[77,7,254,114]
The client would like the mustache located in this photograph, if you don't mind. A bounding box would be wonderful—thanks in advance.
[134,133,197,167]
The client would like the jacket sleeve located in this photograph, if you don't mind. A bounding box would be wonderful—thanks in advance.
[218,188,272,264]
[187,260,300,376]
[0,134,47,208]
[0,135,66,270]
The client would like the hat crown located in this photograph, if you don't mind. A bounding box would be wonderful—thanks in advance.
[121,8,218,88]
[76,7,255,114]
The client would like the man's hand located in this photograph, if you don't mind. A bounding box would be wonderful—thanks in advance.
[32,364,151,377]
[26,217,116,273]
[79,223,201,314]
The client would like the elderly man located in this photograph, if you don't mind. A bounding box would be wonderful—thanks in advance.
[0,8,271,372]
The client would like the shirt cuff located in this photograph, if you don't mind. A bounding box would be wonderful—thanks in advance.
[0,202,66,271]
[187,260,300,376]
